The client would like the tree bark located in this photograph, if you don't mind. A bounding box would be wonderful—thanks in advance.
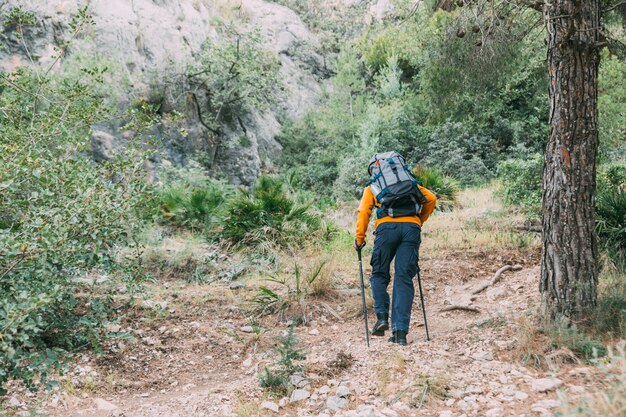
[541,0,601,323]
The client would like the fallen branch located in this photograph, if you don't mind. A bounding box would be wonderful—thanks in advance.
[440,305,481,313]
[472,264,523,295]
[514,224,542,233]
[320,302,343,321]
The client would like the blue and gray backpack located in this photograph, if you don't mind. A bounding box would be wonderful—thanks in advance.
[367,151,427,219]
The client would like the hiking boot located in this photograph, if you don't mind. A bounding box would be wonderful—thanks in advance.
[371,312,389,336]
[388,330,408,346]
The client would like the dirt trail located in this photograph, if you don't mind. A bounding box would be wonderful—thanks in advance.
[5,192,608,417]
[42,258,584,417]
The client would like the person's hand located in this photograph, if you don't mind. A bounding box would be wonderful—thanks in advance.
[353,239,366,251]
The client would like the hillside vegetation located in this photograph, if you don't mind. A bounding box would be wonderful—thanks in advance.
[0,1,624,416]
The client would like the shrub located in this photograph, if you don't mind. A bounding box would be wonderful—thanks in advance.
[0,8,155,392]
[596,163,626,264]
[157,161,234,231]
[334,153,371,201]
[412,166,460,211]
[497,154,543,218]
[422,122,498,186]
[258,325,306,395]
[221,176,325,250]
[186,26,279,131]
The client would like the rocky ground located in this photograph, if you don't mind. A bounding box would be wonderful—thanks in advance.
[1,192,618,417]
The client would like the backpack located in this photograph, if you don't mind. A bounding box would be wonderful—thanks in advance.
[367,151,427,219]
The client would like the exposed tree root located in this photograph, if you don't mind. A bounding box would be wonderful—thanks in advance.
[440,305,481,313]
[472,264,523,295]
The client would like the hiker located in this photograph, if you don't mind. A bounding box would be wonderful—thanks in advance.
[354,152,436,346]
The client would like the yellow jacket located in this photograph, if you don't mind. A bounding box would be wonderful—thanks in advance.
[355,185,437,245]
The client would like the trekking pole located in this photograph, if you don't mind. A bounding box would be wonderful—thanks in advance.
[416,267,430,341]
[357,247,370,348]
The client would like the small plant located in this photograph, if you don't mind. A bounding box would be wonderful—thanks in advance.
[258,326,306,395]
[322,351,355,377]
[254,261,329,321]
[412,165,460,211]
[222,176,325,251]
[157,161,233,232]
[591,270,626,339]
[596,163,626,265]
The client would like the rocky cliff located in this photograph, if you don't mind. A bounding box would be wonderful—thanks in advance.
[0,0,388,184]
[0,0,327,184]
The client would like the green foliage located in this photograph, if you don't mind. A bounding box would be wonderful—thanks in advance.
[498,158,626,262]
[497,154,543,218]
[258,325,306,395]
[278,2,552,196]
[598,52,626,162]
[592,272,626,338]
[412,166,460,211]
[221,176,325,251]
[254,261,330,320]
[187,26,280,132]
[0,11,154,392]
[596,163,626,263]
[423,122,497,186]
[157,162,234,231]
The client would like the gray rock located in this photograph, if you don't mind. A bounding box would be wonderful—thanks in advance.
[485,408,503,417]
[289,373,309,389]
[381,407,398,417]
[354,404,377,417]
[240,326,254,333]
[7,397,21,407]
[93,398,118,411]
[260,401,279,413]
[326,395,349,412]
[141,300,167,310]
[3,0,326,186]
[91,131,116,162]
[514,391,529,400]
[471,351,494,361]
[336,385,351,398]
[289,389,310,403]
[532,399,560,410]
[318,385,330,395]
[531,377,563,392]
[229,280,246,290]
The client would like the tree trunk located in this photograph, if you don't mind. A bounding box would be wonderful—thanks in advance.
[541,0,601,324]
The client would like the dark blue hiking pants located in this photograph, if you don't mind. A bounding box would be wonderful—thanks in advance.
[370,222,421,333]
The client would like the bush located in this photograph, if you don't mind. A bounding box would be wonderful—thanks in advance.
[258,325,306,395]
[157,162,234,232]
[497,154,543,218]
[596,164,626,264]
[412,166,460,211]
[0,9,155,392]
[221,176,326,251]
[422,122,498,186]
[334,153,371,201]
[186,26,279,131]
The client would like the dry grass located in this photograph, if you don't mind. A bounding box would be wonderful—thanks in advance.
[407,372,450,407]
[200,0,250,23]
[512,315,552,369]
[233,391,261,417]
[375,351,408,395]
[557,342,626,417]
[422,186,541,252]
